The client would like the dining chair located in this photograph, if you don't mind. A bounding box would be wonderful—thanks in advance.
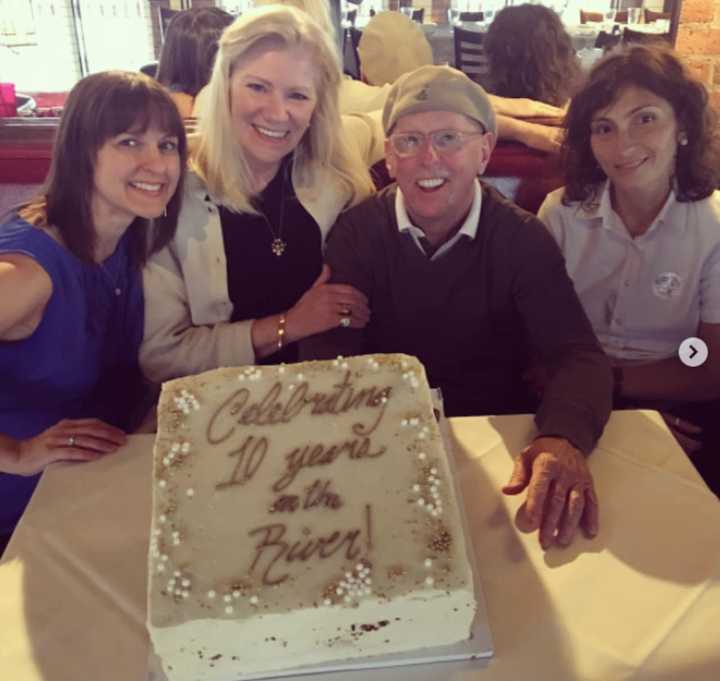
[579,10,604,24]
[453,26,490,85]
[622,26,671,45]
[644,9,671,22]
[343,26,362,79]
[458,11,484,23]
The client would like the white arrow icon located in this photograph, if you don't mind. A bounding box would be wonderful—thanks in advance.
[678,337,708,368]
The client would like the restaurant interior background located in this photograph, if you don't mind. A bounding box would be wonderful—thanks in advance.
[0,0,719,109]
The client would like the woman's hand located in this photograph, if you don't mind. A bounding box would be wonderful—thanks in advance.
[2,419,127,476]
[286,265,370,341]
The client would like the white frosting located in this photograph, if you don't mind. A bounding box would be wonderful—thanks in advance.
[147,354,476,680]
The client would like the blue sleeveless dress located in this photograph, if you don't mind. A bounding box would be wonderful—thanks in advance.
[0,216,144,535]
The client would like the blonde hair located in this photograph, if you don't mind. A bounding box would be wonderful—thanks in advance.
[253,0,335,42]
[193,5,372,214]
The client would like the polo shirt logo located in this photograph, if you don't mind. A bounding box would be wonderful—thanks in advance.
[653,272,683,300]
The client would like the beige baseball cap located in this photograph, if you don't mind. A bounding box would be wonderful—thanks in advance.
[382,64,497,135]
[357,11,433,87]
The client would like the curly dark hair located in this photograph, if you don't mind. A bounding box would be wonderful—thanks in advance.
[156,7,234,97]
[484,4,583,107]
[562,44,720,206]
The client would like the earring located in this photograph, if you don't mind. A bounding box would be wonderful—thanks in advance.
[163,206,168,218]
[678,133,688,147]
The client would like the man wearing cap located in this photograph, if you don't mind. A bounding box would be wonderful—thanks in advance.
[303,65,613,551]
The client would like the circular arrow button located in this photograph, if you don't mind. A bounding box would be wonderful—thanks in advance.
[678,337,708,368]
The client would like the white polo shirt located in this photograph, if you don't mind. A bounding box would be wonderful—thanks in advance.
[395,179,482,261]
[538,182,720,362]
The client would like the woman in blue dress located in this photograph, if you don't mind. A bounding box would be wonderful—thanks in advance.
[0,71,187,553]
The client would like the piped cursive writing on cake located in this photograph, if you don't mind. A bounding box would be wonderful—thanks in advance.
[270,479,343,513]
[206,372,392,445]
[248,504,373,585]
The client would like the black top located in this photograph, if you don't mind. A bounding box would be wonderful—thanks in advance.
[220,156,322,364]
[302,183,613,454]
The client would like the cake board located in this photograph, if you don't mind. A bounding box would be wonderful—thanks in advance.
[147,390,494,680]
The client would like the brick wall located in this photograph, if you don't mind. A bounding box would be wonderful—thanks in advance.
[675,0,720,109]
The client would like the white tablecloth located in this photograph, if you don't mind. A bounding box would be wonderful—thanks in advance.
[1,411,719,681]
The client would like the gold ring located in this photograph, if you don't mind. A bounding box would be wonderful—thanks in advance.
[67,435,76,447]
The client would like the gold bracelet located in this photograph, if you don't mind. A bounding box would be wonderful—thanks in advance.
[276,312,287,351]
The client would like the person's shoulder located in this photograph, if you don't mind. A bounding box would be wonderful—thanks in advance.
[692,190,720,222]
[328,187,396,244]
[480,183,565,256]
[480,183,545,231]
[338,184,397,228]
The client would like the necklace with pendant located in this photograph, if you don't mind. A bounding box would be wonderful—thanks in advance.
[98,261,122,297]
[262,161,288,257]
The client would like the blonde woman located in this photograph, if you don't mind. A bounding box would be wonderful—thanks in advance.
[141,6,383,382]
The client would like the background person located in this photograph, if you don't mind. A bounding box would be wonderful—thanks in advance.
[156,7,234,118]
[140,6,383,384]
[538,45,720,493]
[484,3,584,108]
[0,71,186,554]
[303,65,613,550]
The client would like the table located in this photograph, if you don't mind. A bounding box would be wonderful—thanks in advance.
[1,411,719,681]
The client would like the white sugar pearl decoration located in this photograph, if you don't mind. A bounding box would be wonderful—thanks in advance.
[207,590,216,599]
[186,488,195,497]
[158,480,167,488]
[225,606,234,614]
[181,442,190,453]
[418,452,427,460]
[424,559,432,568]
[425,577,434,586]
[224,595,232,603]
[181,579,190,588]
[233,590,240,599]
[324,599,332,606]
[417,498,426,506]
[249,596,259,605]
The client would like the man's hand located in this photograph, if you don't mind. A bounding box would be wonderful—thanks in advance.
[502,437,598,549]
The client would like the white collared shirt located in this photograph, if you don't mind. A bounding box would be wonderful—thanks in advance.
[538,182,720,362]
[395,179,482,261]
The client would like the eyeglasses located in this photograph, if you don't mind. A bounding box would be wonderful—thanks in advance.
[388,128,486,157]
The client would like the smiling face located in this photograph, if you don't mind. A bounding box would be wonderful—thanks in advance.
[589,85,680,202]
[229,43,318,180]
[385,110,493,236]
[92,125,181,233]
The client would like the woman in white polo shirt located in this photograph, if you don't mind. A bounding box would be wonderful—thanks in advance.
[538,45,720,485]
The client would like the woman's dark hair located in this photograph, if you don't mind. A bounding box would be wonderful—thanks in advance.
[562,44,720,206]
[484,4,582,107]
[156,7,234,97]
[39,71,187,265]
